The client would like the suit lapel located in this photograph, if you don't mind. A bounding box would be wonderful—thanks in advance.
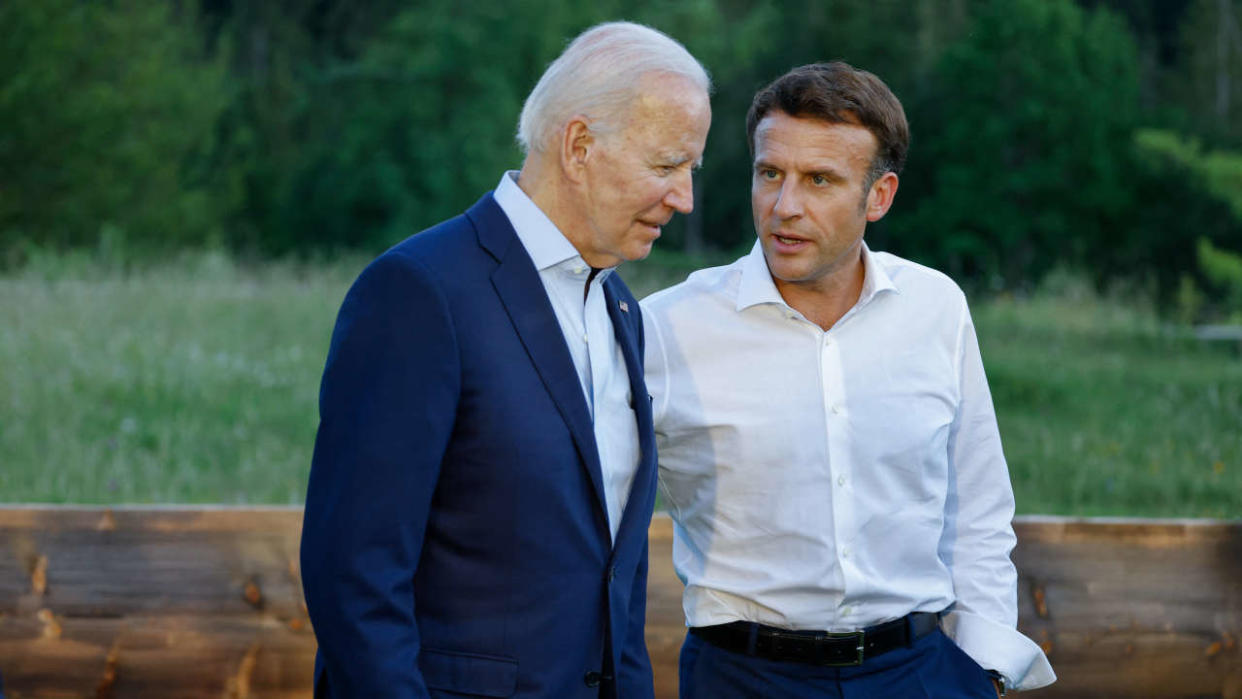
[467,195,610,531]
[603,277,657,548]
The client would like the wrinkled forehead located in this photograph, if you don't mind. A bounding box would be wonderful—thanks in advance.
[602,76,710,155]
[628,72,710,118]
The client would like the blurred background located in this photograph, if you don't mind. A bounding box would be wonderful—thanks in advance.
[1,0,1240,516]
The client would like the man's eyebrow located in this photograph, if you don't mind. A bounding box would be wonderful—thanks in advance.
[752,159,778,171]
[653,153,705,170]
[752,160,848,181]
[658,153,695,166]
[807,168,847,182]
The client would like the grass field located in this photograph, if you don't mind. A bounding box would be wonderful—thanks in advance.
[2,251,1239,516]
[976,280,1242,517]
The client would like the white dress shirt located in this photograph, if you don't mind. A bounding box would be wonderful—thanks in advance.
[494,171,640,542]
[642,241,1055,691]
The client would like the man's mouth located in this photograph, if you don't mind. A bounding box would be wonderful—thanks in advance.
[771,232,808,246]
[638,220,665,235]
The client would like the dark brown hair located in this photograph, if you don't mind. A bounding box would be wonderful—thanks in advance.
[746,62,909,186]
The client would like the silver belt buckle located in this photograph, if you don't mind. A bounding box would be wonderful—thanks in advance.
[816,630,865,667]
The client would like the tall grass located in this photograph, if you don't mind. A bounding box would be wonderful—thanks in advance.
[1,250,368,504]
[974,273,1242,517]
[2,253,1239,516]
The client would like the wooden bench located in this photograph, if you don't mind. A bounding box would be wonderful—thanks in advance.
[1,507,1239,697]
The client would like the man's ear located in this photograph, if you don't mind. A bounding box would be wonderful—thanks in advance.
[560,117,594,184]
[865,172,899,222]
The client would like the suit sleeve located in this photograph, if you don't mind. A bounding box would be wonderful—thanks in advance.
[300,251,460,698]
[617,537,655,699]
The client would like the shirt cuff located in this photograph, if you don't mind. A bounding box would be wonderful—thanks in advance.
[941,609,1056,691]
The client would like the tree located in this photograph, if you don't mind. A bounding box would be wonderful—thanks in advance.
[1169,0,1242,147]
[888,0,1142,288]
[218,0,625,254]
[0,0,229,260]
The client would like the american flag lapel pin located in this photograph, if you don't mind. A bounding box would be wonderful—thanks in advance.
[619,301,629,313]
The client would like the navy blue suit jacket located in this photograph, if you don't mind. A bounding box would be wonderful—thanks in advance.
[300,193,658,698]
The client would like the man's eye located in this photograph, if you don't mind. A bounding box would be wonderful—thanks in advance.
[760,169,779,180]
[657,165,674,176]
[811,174,827,186]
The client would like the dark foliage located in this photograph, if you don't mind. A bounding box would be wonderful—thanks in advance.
[3,0,1242,301]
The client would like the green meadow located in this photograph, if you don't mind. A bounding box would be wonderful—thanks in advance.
[2,253,1239,517]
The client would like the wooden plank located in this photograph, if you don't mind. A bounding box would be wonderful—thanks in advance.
[0,616,313,698]
[1,508,1240,697]
[0,506,313,698]
[0,507,306,618]
[1012,517,1242,698]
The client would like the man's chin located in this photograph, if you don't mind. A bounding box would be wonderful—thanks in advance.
[619,239,657,264]
[761,255,815,285]
[630,245,656,262]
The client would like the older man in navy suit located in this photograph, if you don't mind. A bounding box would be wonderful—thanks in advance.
[300,22,711,698]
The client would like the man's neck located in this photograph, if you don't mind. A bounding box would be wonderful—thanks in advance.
[773,252,865,332]
[516,161,599,266]
[516,163,568,230]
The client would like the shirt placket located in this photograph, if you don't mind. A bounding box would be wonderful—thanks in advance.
[819,326,856,624]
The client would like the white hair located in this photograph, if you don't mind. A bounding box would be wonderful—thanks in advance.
[517,21,711,154]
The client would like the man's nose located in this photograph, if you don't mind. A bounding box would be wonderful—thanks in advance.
[665,170,695,214]
[772,181,802,219]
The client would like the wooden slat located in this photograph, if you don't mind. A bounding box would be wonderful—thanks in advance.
[1,508,1240,697]
[1012,517,1242,698]
[0,506,313,697]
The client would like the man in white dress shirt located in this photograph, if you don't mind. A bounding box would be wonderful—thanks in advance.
[643,62,1055,697]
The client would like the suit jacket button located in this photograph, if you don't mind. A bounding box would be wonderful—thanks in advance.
[584,670,603,687]
[607,566,617,582]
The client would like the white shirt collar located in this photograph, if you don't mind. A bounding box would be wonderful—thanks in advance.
[735,239,899,313]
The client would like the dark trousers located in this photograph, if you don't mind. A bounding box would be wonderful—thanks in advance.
[679,628,996,699]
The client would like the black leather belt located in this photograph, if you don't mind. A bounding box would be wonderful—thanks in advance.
[689,611,941,667]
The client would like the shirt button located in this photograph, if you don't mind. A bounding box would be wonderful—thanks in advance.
[842,606,853,616]
[841,547,850,559]
[837,475,846,486]
[831,405,842,415]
